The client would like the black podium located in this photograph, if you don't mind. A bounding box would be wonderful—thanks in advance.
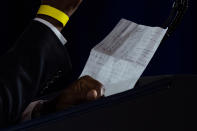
[4,75,196,131]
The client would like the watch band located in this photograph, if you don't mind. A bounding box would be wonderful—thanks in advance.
[37,5,69,27]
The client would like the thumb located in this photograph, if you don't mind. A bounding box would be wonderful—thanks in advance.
[86,89,98,101]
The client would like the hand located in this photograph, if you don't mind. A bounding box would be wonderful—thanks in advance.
[37,0,83,31]
[55,75,104,111]
[31,76,104,118]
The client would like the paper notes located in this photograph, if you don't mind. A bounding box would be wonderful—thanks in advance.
[80,19,167,96]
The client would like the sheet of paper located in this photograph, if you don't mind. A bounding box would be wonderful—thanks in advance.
[80,19,167,96]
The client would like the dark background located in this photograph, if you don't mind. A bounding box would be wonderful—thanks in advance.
[0,1,196,130]
[0,0,196,79]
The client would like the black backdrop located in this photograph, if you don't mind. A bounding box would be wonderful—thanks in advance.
[0,0,196,80]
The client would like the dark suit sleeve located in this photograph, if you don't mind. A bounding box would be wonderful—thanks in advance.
[0,20,72,127]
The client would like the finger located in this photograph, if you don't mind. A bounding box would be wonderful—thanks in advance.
[86,89,98,101]
[79,76,104,97]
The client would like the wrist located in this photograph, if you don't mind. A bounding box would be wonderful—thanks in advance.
[36,14,64,32]
[31,101,44,118]
[31,99,57,119]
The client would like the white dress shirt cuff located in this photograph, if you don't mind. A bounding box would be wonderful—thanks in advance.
[34,18,67,45]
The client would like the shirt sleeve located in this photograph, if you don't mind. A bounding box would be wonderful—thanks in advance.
[34,18,67,45]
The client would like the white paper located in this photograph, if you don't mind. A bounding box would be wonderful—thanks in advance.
[80,19,167,96]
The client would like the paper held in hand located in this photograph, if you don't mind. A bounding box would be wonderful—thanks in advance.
[80,19,167,97]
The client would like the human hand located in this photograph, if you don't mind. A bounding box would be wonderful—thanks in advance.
[31,76,104,118]
[55,75,104,111]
